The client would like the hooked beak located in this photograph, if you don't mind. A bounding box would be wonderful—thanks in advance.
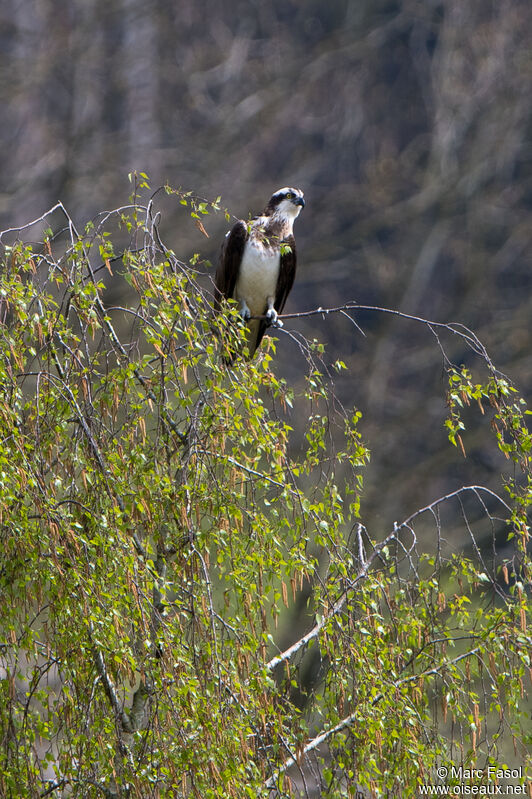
[292,196,305,208]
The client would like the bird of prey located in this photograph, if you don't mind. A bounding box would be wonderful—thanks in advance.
[214,186,305,360]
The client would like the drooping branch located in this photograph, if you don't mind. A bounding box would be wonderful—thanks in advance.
[265,646,482,789]
[266,484,510,674]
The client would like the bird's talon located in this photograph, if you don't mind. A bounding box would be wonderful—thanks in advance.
[266,308,278,327]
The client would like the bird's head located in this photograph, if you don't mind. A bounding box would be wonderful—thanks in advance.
[264,187,305,221]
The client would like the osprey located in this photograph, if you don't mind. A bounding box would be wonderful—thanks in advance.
[214,186,305,360]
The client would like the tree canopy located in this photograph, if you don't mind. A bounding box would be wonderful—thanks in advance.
[0,187,530,797]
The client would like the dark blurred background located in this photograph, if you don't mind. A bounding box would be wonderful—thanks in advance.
[2,0,532,544]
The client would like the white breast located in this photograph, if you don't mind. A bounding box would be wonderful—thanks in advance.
[235,238,280,316]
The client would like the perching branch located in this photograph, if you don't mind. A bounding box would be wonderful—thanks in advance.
[251,302,498,370]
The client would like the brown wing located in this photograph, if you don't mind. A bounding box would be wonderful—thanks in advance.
[214,220,247,309]
[255,234,297,351]
[274,234,297,314]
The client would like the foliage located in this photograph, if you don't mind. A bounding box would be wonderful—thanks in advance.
[0,187,530,798]
[5,0,532,578]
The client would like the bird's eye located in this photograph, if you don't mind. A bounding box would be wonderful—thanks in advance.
[285,192,293,199]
